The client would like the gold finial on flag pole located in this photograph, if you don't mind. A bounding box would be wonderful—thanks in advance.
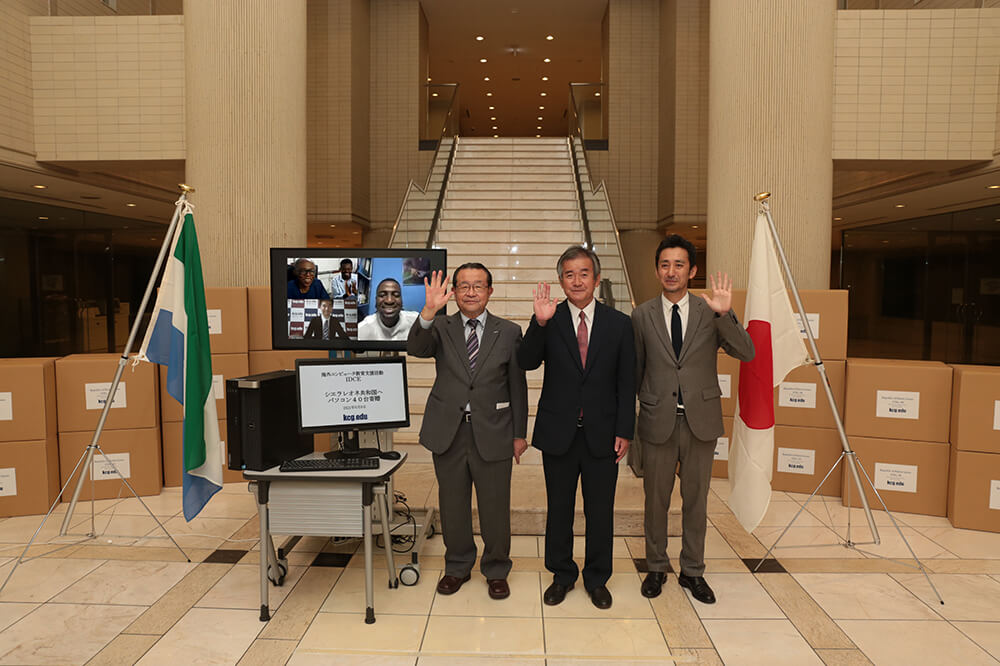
[178,183,195,194]
[753,191,770,202]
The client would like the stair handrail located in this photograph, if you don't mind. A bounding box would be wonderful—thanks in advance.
[388,83,460,248]
[568,82,636,310]
[426,136,458,249]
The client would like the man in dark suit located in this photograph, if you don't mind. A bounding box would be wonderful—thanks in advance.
[633,235,754,604]
[303,299,348,340]
[407,263,528,600]
[518,245,635,610]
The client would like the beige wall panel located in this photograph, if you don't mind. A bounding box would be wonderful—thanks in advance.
[30,16,184,162]
[657,0,676,223]
[669,0,708,226]
[52,0,151,15]
[369,0,424,235]
[352,0,371,224]
[185,0,308,287]
[707,1,835,290]
[0,0,47,163]
[833,9,1000,161]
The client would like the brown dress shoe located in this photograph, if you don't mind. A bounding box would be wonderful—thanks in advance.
[487,578,510,600]
[436,573,471,595]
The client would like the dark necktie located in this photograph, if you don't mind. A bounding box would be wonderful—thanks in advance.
[467,319,479,370]
[577,311,588,368]
[672,304,683,407]
[322,318,329,340]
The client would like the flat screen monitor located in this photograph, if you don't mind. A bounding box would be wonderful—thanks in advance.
[295,357,410,435]
[270,247,447,352]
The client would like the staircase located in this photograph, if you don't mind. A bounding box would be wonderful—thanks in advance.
[390,136,647,536]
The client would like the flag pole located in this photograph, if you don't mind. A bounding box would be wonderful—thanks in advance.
[752,192,880,543]
[750,193,944,605]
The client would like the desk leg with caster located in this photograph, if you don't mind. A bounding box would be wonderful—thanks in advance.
[252,480,271,622]
[362,483,375,624]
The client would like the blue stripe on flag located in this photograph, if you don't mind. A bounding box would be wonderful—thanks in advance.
[144,310,186,405]
[182,470,219,522]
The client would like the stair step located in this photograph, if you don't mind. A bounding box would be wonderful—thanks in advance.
[436,230,584,244]
[446,181,577,191]
[440,209,580,221]
[444,190,578,201]
[448,173,576,183]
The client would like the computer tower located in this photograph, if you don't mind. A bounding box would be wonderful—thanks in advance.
[226,370,313,471]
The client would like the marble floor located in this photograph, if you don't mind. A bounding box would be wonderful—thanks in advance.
[1,468,999,665]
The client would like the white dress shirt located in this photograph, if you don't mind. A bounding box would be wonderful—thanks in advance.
[661,291,690,347]
[566,297,596,345]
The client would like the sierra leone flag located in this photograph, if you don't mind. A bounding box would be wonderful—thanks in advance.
[137,201,222,521]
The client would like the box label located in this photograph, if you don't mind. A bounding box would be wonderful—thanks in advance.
[777,447,815,475]
[92,452,131,480]
[874,462,918,493]
[990,480,1000,511]
[718,374,731,399]
[779,382,817,409]
[0,468,16,497]
[207,309,223,335]
[213,374,224,400]
[85,382,127,410]
[715,437,729,461]
[793,312,820,340]
[0,392,12,421]
[994,400,1000,431]
[875,390,920,420]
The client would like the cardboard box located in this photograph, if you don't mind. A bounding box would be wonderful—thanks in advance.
[162,419,243,486]
[845,358,952,443]
[775,360,845,429]
[0,438,61,517]
[248,350,329,375]
[771,426,843,496]
[712,416,733,478]
[248,286,272,351]
[948,448,1000,533]
[949,365,1000,454]
[841,436,949,516]
[205,287,249,354]
[58,427,162,500]
[717,353,739,418]
[159,353,249,423]
[0,357,59,442]
[56,354,159,432]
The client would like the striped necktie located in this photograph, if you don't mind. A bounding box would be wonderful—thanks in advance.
[467,319,479,370]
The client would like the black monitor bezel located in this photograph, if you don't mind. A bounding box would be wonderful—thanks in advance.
[294,356,411,435]
[270,247,447,352]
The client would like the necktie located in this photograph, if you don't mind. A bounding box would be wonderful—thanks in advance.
[323,318,329,340]
[672,303,683,406]
[577,311,588,368]
[467,319,479,370]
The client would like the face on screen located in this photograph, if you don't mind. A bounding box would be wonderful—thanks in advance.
[319,300,332,317]
[293,260,317,290]
[340,260,353,279]
[375,279,402,326]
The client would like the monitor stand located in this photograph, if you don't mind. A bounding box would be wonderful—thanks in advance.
[324,429,380,460]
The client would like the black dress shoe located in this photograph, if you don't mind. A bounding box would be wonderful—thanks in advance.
[543,581,574,606]
[588,584,613,609]
[641,571,665,598]
[677,574,716,604]
[436,573,471,595]
[487,578,510,600]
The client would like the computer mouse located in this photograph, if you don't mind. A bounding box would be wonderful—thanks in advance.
[379,450,402,460]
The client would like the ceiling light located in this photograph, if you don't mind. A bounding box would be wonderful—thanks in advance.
[894,204,905,208]
[692,225,699,229]
[490,116,496,120]
[537,116,543,120]
[476,35,484,41]
[484,76,490,81]
[833,217,842,221]
[541,76,549,81]
[493,134,499,138]
[426,77,431,82]
[488,105,495,110]
[988,184,1000,189]
[352,231,360,235]
[539,105,545,110]
[546,35,554,40]
[543,58,551,63]
[125,202,137,207]
[536,125,542,129]
[594,92,600,97]
[536,134,541,137]
[329,224,337,228]
[480,58,487,63]
[32,184,46,189]
[431,92,438,96]
[486,92,492,96]
[492,125,498,130]
[38,216,48,220]
[540,92,547,97]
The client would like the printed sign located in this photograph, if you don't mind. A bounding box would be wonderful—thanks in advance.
[715,437,729,461]
[875,390,920,420]
[793,313,820,340]
[0,468,16,497]
[0,392,12,421]
[213,374,224,400]
[85,382,127,411]
[777,447,815,475]
[207,309,223,335]
[92,452,131,480]
[779,382,817,409]
[990,480,1000,511]
[718,374,732,399]
[874,462,918,493]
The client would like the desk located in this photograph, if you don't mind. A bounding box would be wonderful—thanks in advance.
[244,452,406,624]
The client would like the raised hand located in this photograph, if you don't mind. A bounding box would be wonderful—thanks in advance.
[421,270,453,319]
[533,282,557,325]
[699,271,733,314]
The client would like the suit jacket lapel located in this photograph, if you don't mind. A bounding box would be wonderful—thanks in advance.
[446,312,473,376]
[555,302,585,374]
[680,295,708,361]
[472,311,501,376]
[649,297,677,363]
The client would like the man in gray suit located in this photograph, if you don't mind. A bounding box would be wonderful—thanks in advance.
[407,263,528,600]
[634,235,754,604]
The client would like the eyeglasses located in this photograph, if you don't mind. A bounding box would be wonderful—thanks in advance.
[296,268,316,275]
[455,283,489,294]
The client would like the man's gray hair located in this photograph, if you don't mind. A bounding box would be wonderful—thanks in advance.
[556,245,601,277]
[293,258,314,271]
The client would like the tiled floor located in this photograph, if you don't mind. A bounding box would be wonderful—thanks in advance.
[1,473,999,665]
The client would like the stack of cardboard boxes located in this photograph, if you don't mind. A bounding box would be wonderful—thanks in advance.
[160,288,249,485]
[711,290,849,499]
[842,359,953,516]
[0,358,61,516]
[947,365,1000,532]
[55,354,162,500]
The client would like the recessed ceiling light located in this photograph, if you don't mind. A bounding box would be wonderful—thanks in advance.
[484,76,490,81]
[492,125,498,130]
[493,134,499,138]
[490,116,496,120]
[32,184,46,189]
[541,76,549,81]
[537,116,543,120]
[426,77,431,82]
[431,92,438,96]
[352,231,360,235]
[38,216,48,220]
[540,92,547,97]
[536,125,542,129]
[476,35,484,41]
[538,105,545,110]
[329,224,337,228]
[833,217,842,221]
[536,134,541,137]
[546,34,554,40]
[894,204,905,208]
[594,92,600,97]
[543,58,551,63]
[486,92,492,96]
[125,202,137,207]
[480,58,487,63]
[692,225,699,229]
[488,105,495,110]
[988,184,1000,189]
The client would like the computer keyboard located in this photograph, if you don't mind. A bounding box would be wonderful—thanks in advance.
[279,457,380,472]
